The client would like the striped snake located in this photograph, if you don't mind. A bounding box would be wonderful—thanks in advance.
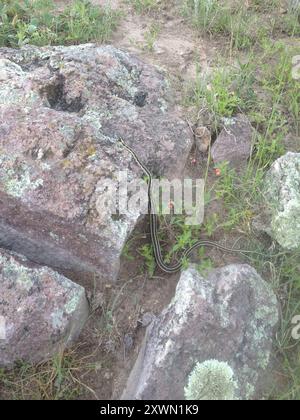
[119,138,255,274]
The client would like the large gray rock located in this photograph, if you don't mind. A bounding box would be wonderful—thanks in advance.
[0,44,192,287]
[0,249,89,367]
[264,152,300,250]
[122,265,279,400]
[211,114,254,170]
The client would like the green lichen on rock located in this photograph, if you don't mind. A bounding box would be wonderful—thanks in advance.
[0,254,34,291]
[184,360,238,400]
[65,293,81,315]
[0,155,43,198]
[264,152,300,250]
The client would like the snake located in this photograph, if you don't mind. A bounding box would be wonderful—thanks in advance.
[119,138,256,274]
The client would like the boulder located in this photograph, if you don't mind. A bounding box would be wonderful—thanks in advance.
[211,114,254,170]
[0,45,192,287]
[122,264,279,400]
[0,249,89,367]
[264,152,300,250]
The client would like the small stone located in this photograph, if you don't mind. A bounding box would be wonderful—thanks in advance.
[139,312,155,327]
[124,333,134,351]
[211,114,255,170]
[194,126,211,153]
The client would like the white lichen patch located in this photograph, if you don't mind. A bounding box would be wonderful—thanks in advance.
[82,108,114,131]
[0,254,34,292]
[184,360,238,400]
[0,155,44,198]
[0,59,24,81]
[0,83,40,106]
[5,169,43,198]
[65,293,80,315]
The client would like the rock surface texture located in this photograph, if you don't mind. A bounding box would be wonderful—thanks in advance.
[211,114,254,169]
[264,152,300,250]
[0,44,192,286]
[122,265,279,400]
[0,248,89,367]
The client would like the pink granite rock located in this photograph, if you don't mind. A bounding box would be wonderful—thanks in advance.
[211,114,255,170]
[122,265,279,400]
[0,45,193,287]
[0,248,89,367]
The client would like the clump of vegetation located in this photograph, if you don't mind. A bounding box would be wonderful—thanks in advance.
[0,0,120,47]
[139,243,158,277]
[143,23,160,51]
[184,360,238,400]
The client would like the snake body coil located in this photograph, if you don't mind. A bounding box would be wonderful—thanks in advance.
[119,138,253,273]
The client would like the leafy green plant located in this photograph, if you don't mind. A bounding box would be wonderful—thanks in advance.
[139,244,156,277]
[197,247,214,275]
[203,213,219,237]
[121,242,135,261]
[143,23,160,52]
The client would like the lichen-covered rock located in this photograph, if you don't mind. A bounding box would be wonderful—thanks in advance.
[122,265,279,400]
[0,249,89,367]
[211,114,255,169]
[0,44,192,287]
[264,152,300,250]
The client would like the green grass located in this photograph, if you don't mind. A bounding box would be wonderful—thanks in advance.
[182,0,299,49]
[184,60,257,130]
[143,22,160,51]
[182,1,266,49]
[0,0,120,47]
[128,0,161,14]
[185,40,299,135]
